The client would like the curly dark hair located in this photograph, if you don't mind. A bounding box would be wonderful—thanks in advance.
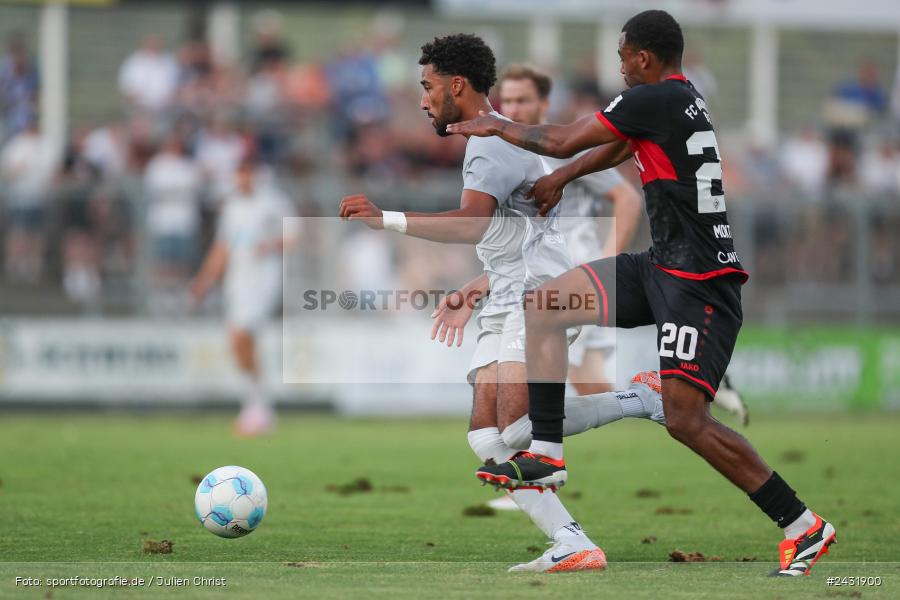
[418,33,497,94]
[622,10,684,66]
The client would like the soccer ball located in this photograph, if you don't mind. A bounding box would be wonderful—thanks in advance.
[194,466,268,538]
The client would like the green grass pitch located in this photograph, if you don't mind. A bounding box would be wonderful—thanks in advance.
[1,412,898,599]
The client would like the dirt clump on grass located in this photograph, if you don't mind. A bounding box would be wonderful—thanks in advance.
[142,540,173,554]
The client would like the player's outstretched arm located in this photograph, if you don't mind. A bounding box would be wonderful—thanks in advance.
[446,112,619,159]
[430,273,489,347]
[339,190,496,244]
[189,241,228,303]
[528,139,632,216]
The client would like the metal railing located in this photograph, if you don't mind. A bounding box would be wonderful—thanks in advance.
[2,172,899,323]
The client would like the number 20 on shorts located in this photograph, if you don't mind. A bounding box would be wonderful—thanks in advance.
[658,323,698,360]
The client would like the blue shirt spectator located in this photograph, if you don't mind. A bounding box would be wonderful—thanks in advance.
[0,35,39,141]
[834,60,888,116]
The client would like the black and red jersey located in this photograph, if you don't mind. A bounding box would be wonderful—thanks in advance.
[596,74,747,283]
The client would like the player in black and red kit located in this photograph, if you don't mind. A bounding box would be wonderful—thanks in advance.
[449,10,836,577]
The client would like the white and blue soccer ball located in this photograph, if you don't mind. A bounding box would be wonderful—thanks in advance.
[194,466,268,538]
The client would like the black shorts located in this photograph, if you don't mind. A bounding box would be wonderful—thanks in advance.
[579,252,743,399]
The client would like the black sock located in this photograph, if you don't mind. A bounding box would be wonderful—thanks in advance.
[528,381,565,443]
[748,471,807,528]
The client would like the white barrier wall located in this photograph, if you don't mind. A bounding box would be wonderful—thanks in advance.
[0,319,274,404]
[0,318,658,415]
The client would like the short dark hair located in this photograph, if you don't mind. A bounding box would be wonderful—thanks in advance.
[621,10,684,66]
[419,33,497,94]
[499,63,553,100]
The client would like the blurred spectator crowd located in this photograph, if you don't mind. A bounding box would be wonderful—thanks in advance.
[0,15,473,311]
[1,12,900,315]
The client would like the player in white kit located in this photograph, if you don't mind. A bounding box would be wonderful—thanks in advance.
[492,65,643,395]
[340,34,667,573]
[435,66,641,512]
[190,157,298,437]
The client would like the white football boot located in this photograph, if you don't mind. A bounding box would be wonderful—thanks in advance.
[508,534,607,573]
[233,403,276,438]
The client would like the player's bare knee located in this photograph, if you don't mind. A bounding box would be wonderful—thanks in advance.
[663,410,705,442]
[661,380,712,442]
[523,295,560,333]
[663,400,714,442]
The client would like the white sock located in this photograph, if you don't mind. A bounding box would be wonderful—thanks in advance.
[618,383,663,418]
[467,427,516,464]
[552,520,587,540]
[528,440,564,460]
[239,371,269,409]
[564,394,624,435]
[783,509,816,539]
[500,399,617,451]
[501,392,628,450]
[501,386,664,451]
[509,488,584,540]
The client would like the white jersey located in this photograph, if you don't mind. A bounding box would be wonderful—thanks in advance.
[544,153,624,264]
[543,156,625,368]
[462,113,572,316]
[217,184,297,302]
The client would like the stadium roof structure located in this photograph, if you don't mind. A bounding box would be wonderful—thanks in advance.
[437,0,900,32]
[438,0,900,147]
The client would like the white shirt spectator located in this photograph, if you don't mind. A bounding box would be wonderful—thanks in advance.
[781,130,828,197]
[83,125,127,178]
[683,64,718,101]
[245,69,284,119]
[195,128,245,203]
[859,143,900,195]
[0,128,57,207]
[144,151,201,237]
[118,47,179,111]
[683,51,718,100]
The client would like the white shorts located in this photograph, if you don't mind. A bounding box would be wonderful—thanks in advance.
[567,325,616,367]
[226,285,281,332]
[563,220,606,265]
[467,310,526,384]
[467,309,581,385]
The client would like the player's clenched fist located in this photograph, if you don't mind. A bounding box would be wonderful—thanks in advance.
[526,172,565,217]
[339,194,384,229]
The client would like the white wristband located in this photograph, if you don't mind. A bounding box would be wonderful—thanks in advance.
[382,211,407,233]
